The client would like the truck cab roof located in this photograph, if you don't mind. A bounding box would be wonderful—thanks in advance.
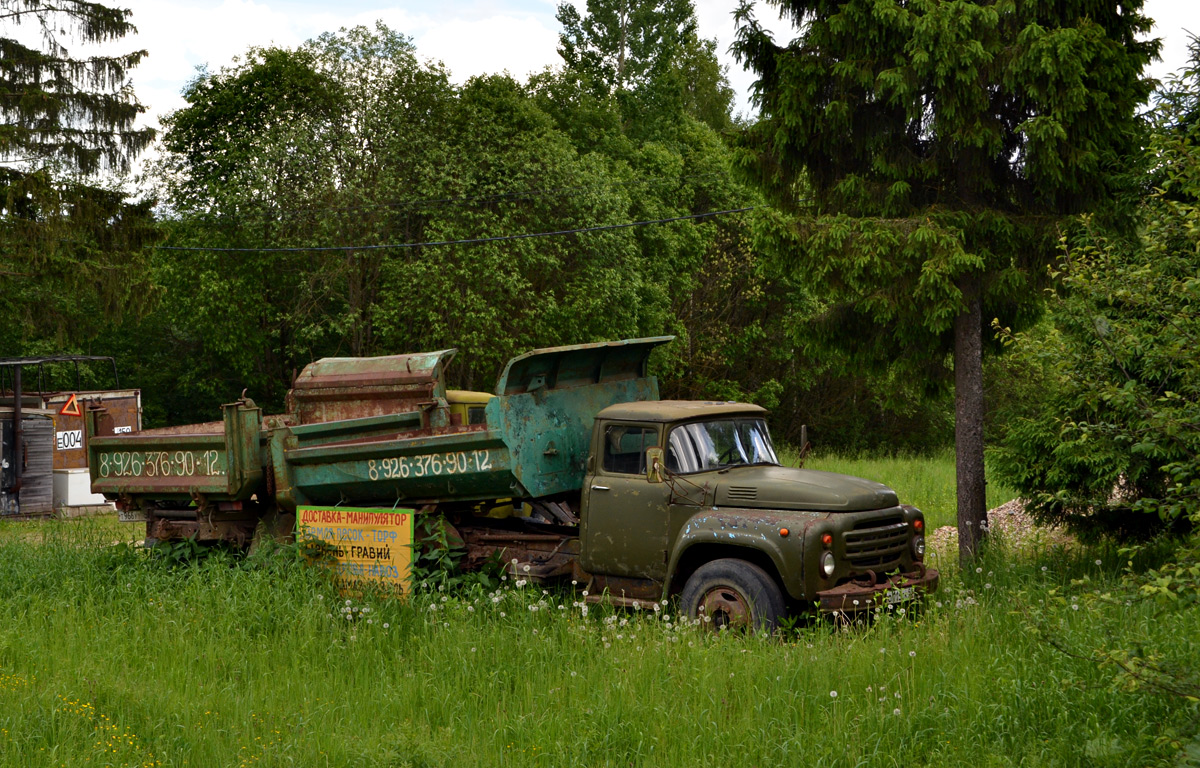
[596,400,767,423]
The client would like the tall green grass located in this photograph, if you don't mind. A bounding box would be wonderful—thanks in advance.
[0,461,1195,767]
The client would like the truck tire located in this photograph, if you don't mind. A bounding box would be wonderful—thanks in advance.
[680,558,786,632]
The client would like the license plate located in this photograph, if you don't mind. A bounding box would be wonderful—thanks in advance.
[885,586,915,605]
[117,507,147,523]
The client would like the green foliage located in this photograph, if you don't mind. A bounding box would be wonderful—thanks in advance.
[0,1,157,347]
[731,0,1156,376]
[555,0,734,132]
[0,169,158,348]
[0,0,154,174]
[991,48,1200,535]
[410,515,503,594]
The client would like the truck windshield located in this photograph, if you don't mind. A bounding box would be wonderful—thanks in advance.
[665,418,779,474]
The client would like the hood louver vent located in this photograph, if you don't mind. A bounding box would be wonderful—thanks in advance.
[726,485,758,501]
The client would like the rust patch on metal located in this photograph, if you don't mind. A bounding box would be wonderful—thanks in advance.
[148,517,257,547]
[815,566,939,612]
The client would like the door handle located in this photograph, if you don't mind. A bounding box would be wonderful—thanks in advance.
[591,485,610,491]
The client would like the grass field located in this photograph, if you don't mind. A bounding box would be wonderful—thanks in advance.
[1,456,1197,767]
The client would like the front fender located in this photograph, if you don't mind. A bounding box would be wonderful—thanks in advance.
[663,508,819,601]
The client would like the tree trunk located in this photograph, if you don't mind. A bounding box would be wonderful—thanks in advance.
[954,273,987,565]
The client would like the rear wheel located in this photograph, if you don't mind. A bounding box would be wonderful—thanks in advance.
[680,558,786,632]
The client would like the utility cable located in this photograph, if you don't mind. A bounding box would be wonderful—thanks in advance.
[154,206,756,253]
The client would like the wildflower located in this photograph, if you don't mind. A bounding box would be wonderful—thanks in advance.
[975,567,983,574]
[317,594,323,600]
[349,635,356,641]
[570,671,577,677]
[984,583,992,589]
[467,606,475,613]
[893,708,901,716]
[581,590,589,597]
[471,647,476,653]
[1071,604,1079,611]
[829,690,837,698]
[1095,559,1102,566]
[571,580,578,586]
[909,651,916,658]
[500,612,506,617]
[1041,566,1048,572]
[516,579,527,588]
[383,623,389,629]
[345,599,352,606]
[523,564,531,573]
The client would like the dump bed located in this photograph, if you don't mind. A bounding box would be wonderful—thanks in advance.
[87,399,264,503]
[89,337,673,515]
[270,337,672,511]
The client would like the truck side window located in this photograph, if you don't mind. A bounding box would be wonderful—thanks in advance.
[467,406,486,426]
[602,425,655,475]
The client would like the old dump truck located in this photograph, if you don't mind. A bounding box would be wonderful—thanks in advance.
[87,337,937,628]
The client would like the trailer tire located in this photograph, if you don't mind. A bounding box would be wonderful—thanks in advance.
[680,558,786,632]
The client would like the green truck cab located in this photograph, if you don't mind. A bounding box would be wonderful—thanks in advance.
[578,401,935,627]
[88,336,936,628]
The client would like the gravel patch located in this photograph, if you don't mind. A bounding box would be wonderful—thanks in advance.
[931,498,1073,556]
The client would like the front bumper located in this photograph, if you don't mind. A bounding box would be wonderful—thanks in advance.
[815,564,939,612]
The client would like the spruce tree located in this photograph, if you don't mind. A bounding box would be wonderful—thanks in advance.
[0,0,157,345]
[733,0,1157,562]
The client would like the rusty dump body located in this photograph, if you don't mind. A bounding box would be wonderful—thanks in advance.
[90,336,937,621]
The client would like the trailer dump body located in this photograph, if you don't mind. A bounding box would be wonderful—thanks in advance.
[88,337,672,515]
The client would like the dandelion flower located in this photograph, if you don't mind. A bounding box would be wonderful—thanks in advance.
[829,690,837,698]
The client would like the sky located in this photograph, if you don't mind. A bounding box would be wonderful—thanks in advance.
[66,0,1200,149]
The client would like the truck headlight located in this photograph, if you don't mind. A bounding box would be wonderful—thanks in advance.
[911,535,925,560]
[820,550,836,578]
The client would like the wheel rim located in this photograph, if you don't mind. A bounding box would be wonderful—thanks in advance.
[698,586,752,629]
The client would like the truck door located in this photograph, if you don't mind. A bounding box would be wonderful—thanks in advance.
[580,422,670,580]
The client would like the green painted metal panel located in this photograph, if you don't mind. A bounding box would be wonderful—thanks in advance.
[88,400,263,500]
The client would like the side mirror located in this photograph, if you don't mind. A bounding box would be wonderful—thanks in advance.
[645,447,665,483]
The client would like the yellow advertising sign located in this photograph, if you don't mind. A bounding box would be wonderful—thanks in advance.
[296,506,415,592]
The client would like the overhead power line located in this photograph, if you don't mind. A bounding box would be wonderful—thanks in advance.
[163,171,735,222]
[154,207,756,254]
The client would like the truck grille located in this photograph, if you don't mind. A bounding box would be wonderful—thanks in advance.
[843,517,908,569]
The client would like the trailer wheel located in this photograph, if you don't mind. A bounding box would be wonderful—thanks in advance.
[680,558,786,632]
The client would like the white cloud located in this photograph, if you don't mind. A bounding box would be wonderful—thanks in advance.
[415,14,560,82]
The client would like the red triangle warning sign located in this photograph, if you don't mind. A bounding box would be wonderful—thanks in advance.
[59,393,82,417]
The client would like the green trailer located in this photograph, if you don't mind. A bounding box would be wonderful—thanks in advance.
[89,337,937,628]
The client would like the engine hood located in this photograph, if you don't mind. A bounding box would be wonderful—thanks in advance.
[711,465,899,512]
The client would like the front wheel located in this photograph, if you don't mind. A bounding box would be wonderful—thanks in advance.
[680,558,786,632]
